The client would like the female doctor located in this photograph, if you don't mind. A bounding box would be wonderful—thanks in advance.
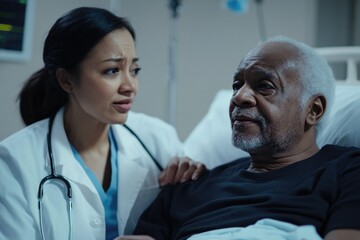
[0,7,205,240]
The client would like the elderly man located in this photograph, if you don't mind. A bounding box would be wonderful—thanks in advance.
[128,37,360,240]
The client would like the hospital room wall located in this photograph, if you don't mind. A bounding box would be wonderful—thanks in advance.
[0,0,318,141]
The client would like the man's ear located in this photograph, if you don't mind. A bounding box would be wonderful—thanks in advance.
[56,68,74,93]
[305,94,326,128]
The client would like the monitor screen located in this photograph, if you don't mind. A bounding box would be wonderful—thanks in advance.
[0,0,35,62]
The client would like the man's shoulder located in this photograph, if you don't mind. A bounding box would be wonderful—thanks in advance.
[319,144,360,172]
[211,157,250,172]
[320,144,360,157]
[168,158,249,191]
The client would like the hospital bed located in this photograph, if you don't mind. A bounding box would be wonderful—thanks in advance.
[184,46,360,169]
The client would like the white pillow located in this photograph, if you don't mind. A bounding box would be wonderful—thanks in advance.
[184,85,360,169]
[317,85,360,147]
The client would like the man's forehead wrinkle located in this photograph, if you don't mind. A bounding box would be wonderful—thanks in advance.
[235,42,302,81]
[239,55,277,74]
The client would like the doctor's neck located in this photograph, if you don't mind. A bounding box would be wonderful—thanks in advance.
[63,104,110,154]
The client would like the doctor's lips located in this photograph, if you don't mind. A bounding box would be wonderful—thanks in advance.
[112,99,132,113]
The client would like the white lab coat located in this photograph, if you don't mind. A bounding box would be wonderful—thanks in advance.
[0,108,184,239]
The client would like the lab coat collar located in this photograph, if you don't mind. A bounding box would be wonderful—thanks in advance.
[50,108,98,193]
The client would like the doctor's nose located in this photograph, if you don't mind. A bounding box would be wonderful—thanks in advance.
[118,72,137,95]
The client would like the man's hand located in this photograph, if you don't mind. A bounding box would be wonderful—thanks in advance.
[158,156,207,187]
[113,235,155,240]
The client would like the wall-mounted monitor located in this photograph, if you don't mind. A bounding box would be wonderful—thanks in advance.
[0,0,35,62]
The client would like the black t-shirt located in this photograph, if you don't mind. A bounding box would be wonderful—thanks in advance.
[134,145,360,240]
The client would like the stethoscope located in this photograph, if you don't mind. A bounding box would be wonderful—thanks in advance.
[37,114,163,240]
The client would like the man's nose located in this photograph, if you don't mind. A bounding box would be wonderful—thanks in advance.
[231,83,256,107]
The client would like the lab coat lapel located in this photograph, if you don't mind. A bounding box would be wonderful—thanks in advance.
[112,125,149,234]
[50,108,98,195]
[45,108,104,238]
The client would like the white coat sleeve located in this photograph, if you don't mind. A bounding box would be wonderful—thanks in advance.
[0,145,40,239]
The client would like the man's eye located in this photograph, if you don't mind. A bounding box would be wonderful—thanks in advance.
[104,68,119,75]
[257,81,276,95]
[232,81,243,95]
[258,83,274,89]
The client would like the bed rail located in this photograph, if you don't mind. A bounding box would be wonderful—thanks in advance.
[316,46,360,84]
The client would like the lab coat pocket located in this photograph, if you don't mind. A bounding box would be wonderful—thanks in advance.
[124,185,161,234]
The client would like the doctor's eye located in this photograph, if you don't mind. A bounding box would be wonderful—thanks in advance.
[130,67,141,77]
[103,67,120,76]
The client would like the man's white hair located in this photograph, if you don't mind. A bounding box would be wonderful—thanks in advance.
[262,36,336,133]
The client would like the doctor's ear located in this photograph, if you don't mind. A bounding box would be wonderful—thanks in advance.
[56,68,74,93]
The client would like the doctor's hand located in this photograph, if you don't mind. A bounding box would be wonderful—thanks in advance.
[113,235,155,240]
[158,156,207,187]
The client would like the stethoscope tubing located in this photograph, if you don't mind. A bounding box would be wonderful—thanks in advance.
[38,114,73,240]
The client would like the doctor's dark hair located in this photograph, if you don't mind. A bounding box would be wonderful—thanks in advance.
[18,7,135,125]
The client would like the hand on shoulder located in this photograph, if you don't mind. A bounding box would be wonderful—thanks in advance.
[158,156,207,187]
